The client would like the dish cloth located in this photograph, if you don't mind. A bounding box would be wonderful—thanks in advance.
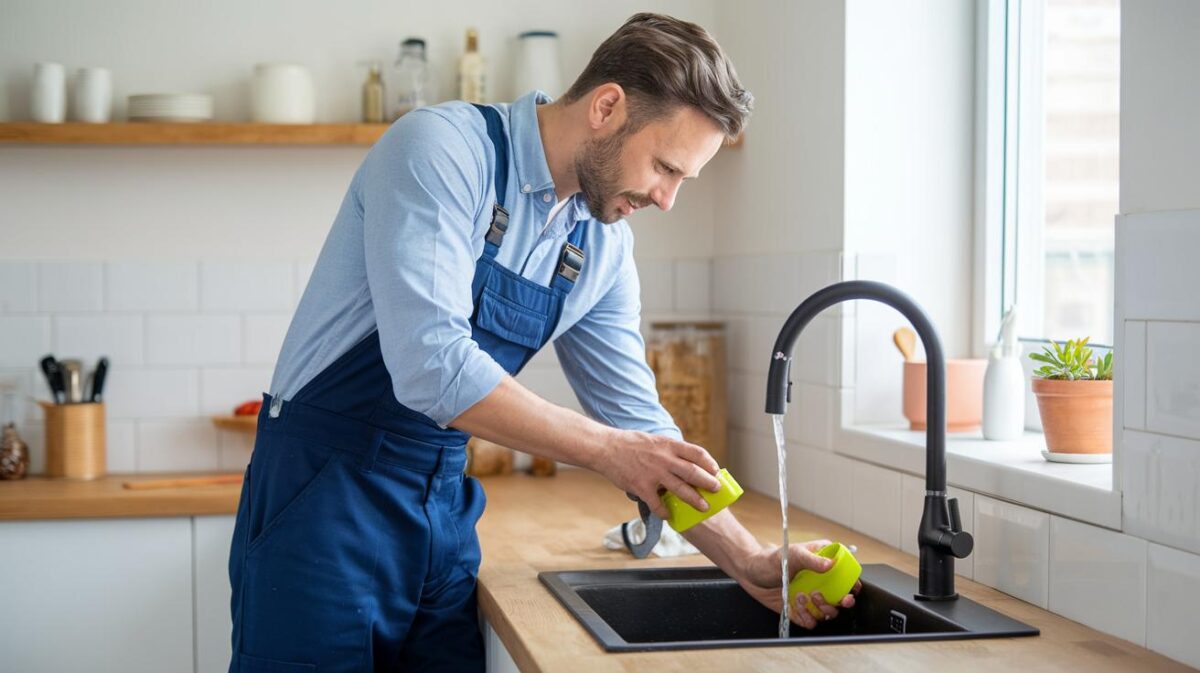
[603,517,700,558]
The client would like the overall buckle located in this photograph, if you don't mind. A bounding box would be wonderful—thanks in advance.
[557,243,585,283]
[485,203,510,246]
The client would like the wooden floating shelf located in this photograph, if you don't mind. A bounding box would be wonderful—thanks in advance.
[210,415,258,432]
[0,121,390,145]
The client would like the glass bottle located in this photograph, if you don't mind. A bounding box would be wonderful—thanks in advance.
[391,38,437,121]
[361,61,385,123]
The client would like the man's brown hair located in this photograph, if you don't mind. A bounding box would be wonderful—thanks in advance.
[561,13,753,140]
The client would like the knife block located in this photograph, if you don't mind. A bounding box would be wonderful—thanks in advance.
[38,401,106,480]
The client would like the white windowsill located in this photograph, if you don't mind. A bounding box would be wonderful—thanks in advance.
[836,424,1121,529]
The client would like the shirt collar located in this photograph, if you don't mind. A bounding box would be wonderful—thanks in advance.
[510,90,596,224]
[509,90,556,195]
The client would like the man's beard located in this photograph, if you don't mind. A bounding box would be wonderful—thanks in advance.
[574,126,651,224]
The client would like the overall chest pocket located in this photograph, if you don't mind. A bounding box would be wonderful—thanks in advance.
[475,286,548,350]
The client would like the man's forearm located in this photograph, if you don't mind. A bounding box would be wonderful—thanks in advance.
[449,375,615,471]
[682,508,764,582]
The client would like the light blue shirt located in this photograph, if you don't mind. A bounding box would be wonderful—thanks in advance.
[270,91,681,439]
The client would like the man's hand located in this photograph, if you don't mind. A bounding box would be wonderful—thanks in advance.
[593,430,721,519]
[735,539,862,630]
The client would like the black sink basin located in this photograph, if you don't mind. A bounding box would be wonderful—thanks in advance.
[539,564,1038,651]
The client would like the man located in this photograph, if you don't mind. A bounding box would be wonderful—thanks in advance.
[228,13,856,672]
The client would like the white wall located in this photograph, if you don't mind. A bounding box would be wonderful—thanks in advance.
[843,0,977,423]
[1119,0,1200,213]
[707,0,847,493]
[1111,1,1200,667]
[0,0,723,473]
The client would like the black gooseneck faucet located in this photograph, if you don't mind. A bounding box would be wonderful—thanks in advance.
[765,280,973,601]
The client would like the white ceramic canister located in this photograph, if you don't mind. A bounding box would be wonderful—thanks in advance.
[251,63,315,124]
[512,31,563,99]
[31,62,67,123]
[73,67,113,123]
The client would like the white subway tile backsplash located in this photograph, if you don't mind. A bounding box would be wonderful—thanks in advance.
[0,317,50,368]
[973,495,1050,608]
[850,461,902,548]
[787,445,819,513]
[37,262,103,312]
[217,429,255,471]
[784,382,834,451]
[199,368,273,416]
[899,475,975,578]
[712,256,749,314]
[105,261,198,311]
[0,370,39,422]
[1123,320,1147,431]
[243,314,292,365]
[728,370,766,434]
[105,420,137,473]
[146,315,241,366]
[0,262,37,312]
[1116,211,1200,322]
[729,428,777,500]
[1122,429,1200,555]
[807,449,855,526]
[103,368,199,419]
[1147,543,1200,668]
[635,258,674,313]
[136,419,219,472]
[1049,516,1147,646]
[200,261,294,312]
[791,316,841,387]
[53,315,144,367]
[1145,321,1200,441]
[673,259,711,313]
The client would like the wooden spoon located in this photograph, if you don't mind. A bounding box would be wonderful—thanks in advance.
[893,328,917,362]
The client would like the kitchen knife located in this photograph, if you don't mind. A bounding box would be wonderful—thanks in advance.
[89,356,109,403]
[39,355,66,404]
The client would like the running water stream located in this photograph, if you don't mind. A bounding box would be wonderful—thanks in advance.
[771,413,790,639]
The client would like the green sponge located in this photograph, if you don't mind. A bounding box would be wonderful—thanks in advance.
[787,542,862,620]
[660,468,744,533]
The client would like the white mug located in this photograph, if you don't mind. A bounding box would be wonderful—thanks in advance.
[251,63,315,124]
[73,67,112,123]
[31,62,66,123]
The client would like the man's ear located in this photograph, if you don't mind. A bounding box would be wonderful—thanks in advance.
[587,83,626,131]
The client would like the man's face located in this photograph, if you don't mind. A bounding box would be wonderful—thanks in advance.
[574,105,726,224]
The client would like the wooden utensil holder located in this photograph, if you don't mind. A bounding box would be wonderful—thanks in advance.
[39,401,106,480]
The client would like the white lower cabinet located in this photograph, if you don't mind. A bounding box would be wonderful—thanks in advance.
[0,514,521,672]
[195,515,237,673]
[483,617,521,673]
[0,518,194,673]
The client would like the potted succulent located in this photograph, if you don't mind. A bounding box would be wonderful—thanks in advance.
[1030,338,1113,460]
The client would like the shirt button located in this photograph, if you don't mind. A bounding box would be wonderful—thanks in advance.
[522,184,532,193]
[542,192,552,203]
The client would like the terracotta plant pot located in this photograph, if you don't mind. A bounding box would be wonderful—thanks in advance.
[1031,378,1112,454]
[902,359,987,432]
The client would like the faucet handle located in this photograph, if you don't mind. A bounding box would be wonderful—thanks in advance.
[948,497,962,532]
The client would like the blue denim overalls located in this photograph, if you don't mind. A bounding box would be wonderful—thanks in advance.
[228,104,587,673]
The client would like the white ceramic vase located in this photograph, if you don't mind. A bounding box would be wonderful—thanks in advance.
[251,63,315,124]
[31,62,66,123]
[73,67,112,123]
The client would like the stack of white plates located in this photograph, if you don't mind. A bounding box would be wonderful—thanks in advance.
[127,94,213,122]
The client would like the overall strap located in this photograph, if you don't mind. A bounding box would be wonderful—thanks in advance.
[472,104,510,258]
[550,220,588,294]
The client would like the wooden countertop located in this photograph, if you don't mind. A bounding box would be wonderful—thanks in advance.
[0,472,242,520]
[475,469,1191,673]
[1,468,1189,670]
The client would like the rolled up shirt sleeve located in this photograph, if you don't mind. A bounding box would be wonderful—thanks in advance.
[553,228,682,440]
[360,108,507,427]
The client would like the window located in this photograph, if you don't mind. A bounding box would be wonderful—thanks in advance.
[978,0,1120,348]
